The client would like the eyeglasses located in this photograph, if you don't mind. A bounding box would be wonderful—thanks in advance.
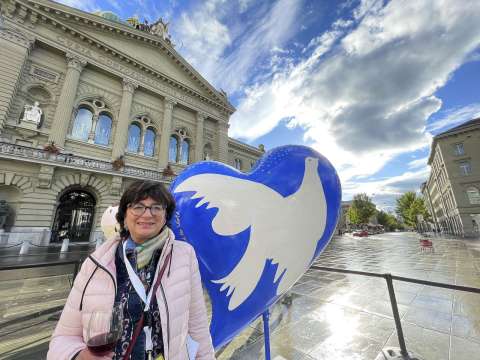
[128,203,166,216]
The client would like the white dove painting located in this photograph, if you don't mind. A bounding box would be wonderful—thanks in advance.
[170,145,341,348]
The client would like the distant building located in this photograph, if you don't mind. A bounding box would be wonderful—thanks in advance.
[422,118,480,237]
[0,0,263,244]
[335,201,352,234]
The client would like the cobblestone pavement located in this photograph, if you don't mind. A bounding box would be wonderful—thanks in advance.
[1,232,480,359]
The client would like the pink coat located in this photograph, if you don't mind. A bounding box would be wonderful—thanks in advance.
[47,230,215,360]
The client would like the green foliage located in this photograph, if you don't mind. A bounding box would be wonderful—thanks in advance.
[348,193,377,225]
[347,206,360,225]
[377,210,400,231]
[395,191,430,228]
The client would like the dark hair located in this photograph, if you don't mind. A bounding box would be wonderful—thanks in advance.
[116,180,175,239]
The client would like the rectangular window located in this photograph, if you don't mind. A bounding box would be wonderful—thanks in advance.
[453,143,464,156]
[459,161,471,176]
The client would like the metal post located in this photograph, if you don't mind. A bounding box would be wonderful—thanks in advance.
[60,238,69,253]
[385,274,409,357]
[262,310,271,360]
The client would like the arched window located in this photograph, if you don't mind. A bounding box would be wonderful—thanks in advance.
[144,128,156,157]
[467,187,480,205]
[169,136,178,162]
[94,113,112,145]
[71,107,93,141]
[127,123,141,153]
[180,140,189,165]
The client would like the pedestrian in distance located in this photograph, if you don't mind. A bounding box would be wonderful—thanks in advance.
[47,180,215,360]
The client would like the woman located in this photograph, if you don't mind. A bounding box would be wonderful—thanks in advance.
[47,180,215,360]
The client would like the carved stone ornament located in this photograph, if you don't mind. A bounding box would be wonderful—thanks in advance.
[21,101,43,125]
[0,23,34,49]
[197,111,208,121]
[66,53,87,72]
[37,165,54,189]
[122,78,139,93]
[175,127,189,140]
[164,96,177,111]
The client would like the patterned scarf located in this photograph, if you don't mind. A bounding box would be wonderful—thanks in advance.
[135,226,169,269]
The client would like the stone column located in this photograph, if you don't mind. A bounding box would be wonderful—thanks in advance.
[158,97,176,169]
[111,79,137,160]
[216,119,229,163]
[195,112,206,162]
[48,54,86,147]
[0,27,33,134]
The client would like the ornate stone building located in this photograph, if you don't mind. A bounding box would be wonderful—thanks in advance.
[422,118,480,237]
[0,0,263,244]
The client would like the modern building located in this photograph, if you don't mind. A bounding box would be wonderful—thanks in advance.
[0,0,263,244]
[422,118,480,237]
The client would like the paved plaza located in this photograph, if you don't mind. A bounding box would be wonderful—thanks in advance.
[1,232,480,359]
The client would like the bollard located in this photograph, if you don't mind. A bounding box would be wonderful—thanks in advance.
[60,238,69,253]
[19,240,29,255]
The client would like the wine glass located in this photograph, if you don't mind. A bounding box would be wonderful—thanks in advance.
[86,303,124,356]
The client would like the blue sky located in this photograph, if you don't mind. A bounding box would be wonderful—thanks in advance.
[59,0,480,211]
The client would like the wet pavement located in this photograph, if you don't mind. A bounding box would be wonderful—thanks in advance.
[216,232,480,360]
[1,232,480,359]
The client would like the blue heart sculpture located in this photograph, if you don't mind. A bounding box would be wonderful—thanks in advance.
[169,145,341,348]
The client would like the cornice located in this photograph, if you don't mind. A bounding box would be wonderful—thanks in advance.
[228,138,264,156]
[8,0,235,114]
[428,123,480,165]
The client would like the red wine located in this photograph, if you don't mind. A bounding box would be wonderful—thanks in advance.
[87,334,116,355]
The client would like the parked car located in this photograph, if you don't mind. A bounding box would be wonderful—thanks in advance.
[353,230,368,237]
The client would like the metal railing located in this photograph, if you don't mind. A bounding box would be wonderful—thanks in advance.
[0,141,174,182]
[1,259,479,359]
[310,265,480,359]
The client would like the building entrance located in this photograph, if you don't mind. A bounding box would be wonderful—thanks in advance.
[51,190,96,243]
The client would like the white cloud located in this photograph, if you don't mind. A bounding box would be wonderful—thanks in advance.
[427,103,480,133]
[408,156,429,169]
[343,167,430,210]
[229,0,480,186]
[174,0,303,92]
[172,0,232,83]
[238,0,254,13]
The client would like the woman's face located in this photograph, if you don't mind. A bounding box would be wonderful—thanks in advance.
[125,197,166,244]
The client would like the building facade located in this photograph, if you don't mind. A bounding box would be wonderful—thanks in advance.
[0,0,263,244]
[422,118,480,237]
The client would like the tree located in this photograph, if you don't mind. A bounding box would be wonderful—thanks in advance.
[347,206,361,225]
[395,191,430,228]
[348,193,377,225]
[377,210,400,231]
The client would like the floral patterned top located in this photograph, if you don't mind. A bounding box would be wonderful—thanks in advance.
[113,241,164,360]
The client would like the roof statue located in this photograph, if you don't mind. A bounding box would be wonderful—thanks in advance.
[126,16,172,44]
[150,18,171,42]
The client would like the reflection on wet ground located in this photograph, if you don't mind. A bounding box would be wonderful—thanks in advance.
[216,232,480,360]
[0,232,479,359]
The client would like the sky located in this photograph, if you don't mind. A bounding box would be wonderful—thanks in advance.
[58,0,480,212]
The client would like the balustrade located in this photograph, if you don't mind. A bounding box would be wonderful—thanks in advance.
[0,142,173,182]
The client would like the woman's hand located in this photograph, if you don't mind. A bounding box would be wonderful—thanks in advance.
[76,348,114,360]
